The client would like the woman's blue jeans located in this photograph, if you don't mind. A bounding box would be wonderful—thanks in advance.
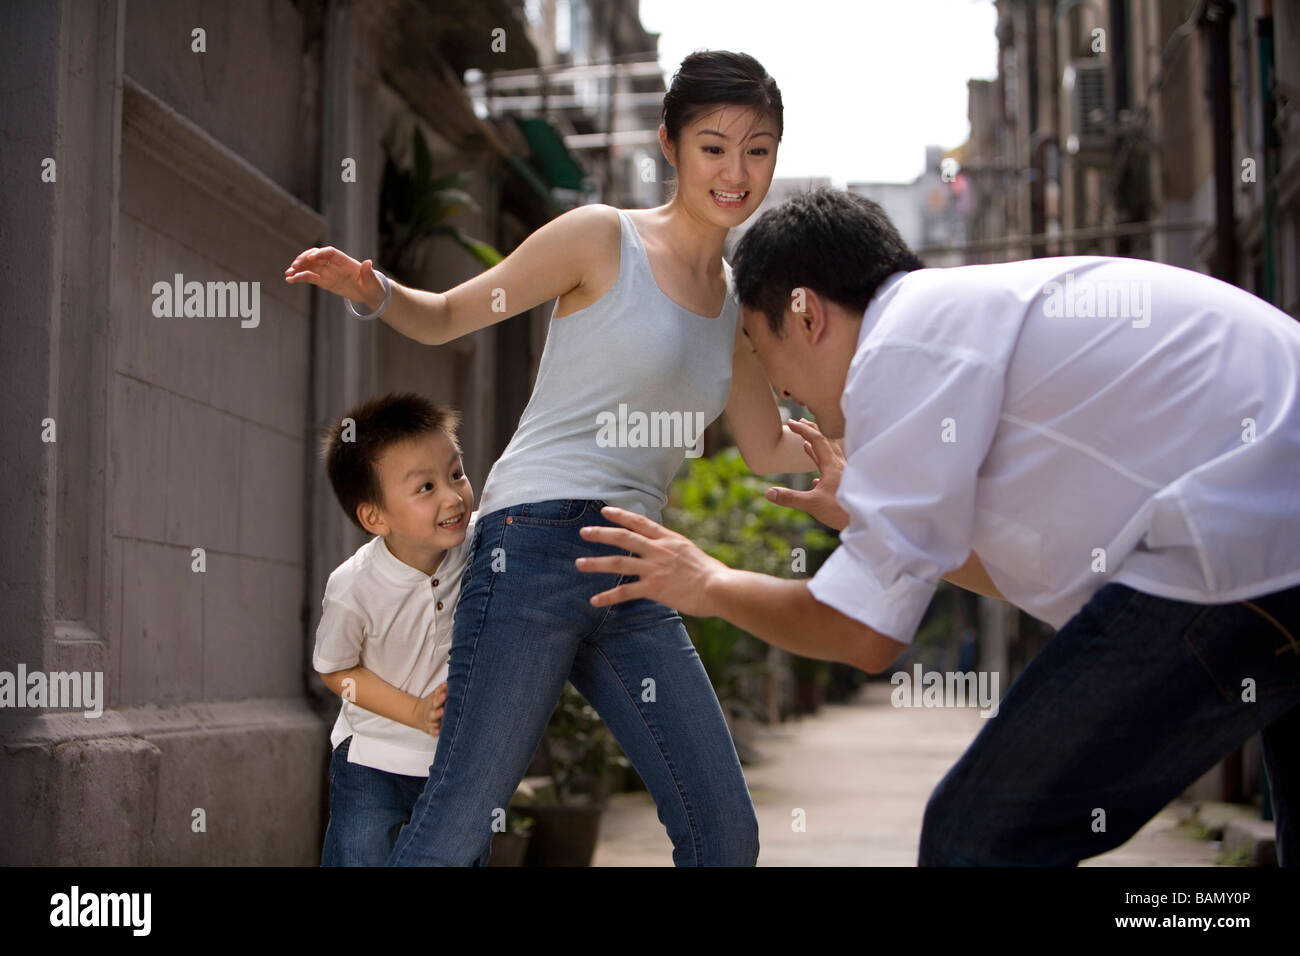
[919,580,1300,865]
[387,499,760,866]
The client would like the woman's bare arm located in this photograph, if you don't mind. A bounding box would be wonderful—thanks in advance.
[285,204,620,346]
[723,320,819,475]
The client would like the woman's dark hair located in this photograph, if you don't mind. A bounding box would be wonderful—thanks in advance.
[661,51,783,144]
[733,188,924,336]
[320,392,461,532]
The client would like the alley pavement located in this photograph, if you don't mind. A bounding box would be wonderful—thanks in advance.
[591,680,1221,866]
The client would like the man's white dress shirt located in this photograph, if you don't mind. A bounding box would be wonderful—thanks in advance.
[808,256,1300,643]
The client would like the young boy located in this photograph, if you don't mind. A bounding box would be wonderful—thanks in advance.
[314,392,477,866]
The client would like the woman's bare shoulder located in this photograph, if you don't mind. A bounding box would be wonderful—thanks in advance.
[557,202,622,241]
[550,204,624,316]
[554,203,622,272]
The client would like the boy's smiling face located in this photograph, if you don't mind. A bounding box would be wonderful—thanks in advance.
[357,429,473,570]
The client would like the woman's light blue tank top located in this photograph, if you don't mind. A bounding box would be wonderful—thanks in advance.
[476,208,740,522]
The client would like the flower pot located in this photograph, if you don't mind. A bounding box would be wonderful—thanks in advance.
[512,803,603,867]
[794,677,824,715]
[487,830,531,867]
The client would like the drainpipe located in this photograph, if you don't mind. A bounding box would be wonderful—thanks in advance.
[1027,3,1044,257]
[1110,0,1132,254]
[1202,0,1238,285]
[1257,0,1277,304]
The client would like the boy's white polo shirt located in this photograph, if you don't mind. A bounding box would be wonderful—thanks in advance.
[313,512,477,777]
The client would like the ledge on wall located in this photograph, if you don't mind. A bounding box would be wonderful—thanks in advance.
[121,75,328,250]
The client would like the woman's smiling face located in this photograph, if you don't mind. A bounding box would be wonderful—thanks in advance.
[662,105,779,226]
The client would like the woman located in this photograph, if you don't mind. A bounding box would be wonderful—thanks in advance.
[286,51,820,865]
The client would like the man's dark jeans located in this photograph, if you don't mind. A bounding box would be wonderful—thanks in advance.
[919,581,1300,865]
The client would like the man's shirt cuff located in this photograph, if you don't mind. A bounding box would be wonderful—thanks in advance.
[808,545,937,644]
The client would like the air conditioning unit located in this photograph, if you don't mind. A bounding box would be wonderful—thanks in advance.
[1064,59,1113,156]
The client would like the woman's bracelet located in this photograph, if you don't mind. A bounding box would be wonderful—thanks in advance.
[347,268,391,320]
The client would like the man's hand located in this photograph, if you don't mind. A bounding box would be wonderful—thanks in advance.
[577,507,905,673]
[764,418,850,531]
[411,681,448,736]
[576,507,730,617]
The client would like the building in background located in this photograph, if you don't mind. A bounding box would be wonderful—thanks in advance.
[954,0,1298,316]
[469,0,668,211]
[849,145,969,268]
[950,0,1300,805]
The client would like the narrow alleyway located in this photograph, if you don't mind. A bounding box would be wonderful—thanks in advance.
[592,681,1220,866]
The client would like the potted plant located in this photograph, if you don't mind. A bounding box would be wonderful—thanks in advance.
[664,447,838,731]
[790,655,831,715]
[488,795,535,867]
[377,124,502,286]
[513,683,630,866]
[825,660,868,703]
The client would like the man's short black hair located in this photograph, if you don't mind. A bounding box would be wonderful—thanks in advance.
[733,187,924,335]
[320,392,461,533]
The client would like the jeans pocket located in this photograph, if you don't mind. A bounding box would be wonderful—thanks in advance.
[1183,602,1300,703]
[509,498,593,527]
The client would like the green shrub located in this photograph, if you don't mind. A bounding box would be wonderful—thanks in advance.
[663,447,839,717]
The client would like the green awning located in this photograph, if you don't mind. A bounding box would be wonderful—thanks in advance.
[513,117,587,191]
[503,153,566,215]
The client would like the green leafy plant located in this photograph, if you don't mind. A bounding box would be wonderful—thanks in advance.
[505,808,534,837]
[544,682,630,805]
[378,125,503,283]
[663,447,839,719]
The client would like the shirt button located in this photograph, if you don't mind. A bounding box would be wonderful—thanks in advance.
[432,579,439,587]
[436,601,444,611]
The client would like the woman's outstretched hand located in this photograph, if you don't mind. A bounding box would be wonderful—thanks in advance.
[284,246,386,311]
[764,418,851,531]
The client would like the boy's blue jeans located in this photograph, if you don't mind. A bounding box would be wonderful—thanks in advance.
[387,499,760,866]
[920,580,1300,865]
[320,735,428,866]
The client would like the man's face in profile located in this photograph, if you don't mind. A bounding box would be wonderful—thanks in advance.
[740,300,849,439]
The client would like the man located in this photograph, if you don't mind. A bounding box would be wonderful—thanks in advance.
[575,188,1300,866]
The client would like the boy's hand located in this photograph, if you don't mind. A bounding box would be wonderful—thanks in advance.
[411,682,448,736]
[284,247,386,312]
[764,418,851,531]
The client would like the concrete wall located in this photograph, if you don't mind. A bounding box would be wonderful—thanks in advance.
[1,0,332,865]
[1,0,536,864]
[0,0,528,865]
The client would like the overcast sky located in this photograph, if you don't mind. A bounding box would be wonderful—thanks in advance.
[638,0,1000,185]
